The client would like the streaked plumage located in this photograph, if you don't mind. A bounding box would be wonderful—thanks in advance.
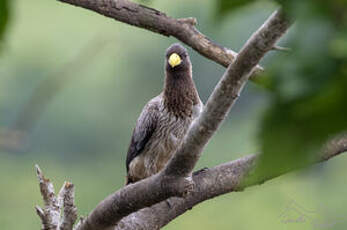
[126,43,202,184]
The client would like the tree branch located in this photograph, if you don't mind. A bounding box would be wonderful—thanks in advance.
[116,134,347,230]
[35,165,78,230]
[35,134,347,230]
[57,0,264,77]
[59,182,78,230]
[35,5,291,230]
[72,173,195,230]
[271,45,292,52]
[61,8,289,230]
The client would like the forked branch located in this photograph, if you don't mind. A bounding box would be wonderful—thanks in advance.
[35,8,291,230]
[35,165,78,230]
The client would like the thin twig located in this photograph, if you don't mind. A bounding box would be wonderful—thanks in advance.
[272,45,292,52]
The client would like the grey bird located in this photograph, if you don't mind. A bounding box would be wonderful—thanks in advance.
[125,43,203,184]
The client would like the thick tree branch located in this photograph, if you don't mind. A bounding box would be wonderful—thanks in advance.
[72,173,194,230]
[62,8,290,230]
[116,134,347,230]
[57,0,264,76]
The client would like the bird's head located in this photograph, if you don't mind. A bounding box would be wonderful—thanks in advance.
[165,43,191,74]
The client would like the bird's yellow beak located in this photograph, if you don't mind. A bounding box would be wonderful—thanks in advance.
[168,53,182,68]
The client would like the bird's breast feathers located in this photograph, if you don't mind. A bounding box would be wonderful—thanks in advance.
[127,95,202,181]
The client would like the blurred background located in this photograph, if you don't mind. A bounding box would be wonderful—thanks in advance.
[0,0,347,229]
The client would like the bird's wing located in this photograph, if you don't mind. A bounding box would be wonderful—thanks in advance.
[126,97,160,172]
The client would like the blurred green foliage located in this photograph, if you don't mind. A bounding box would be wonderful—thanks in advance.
[258,0,347,180]
[217,0,347,181]
[0,0,9,42]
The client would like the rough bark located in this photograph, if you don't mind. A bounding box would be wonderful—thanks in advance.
[72,174,195,230]
[35,165,78,230]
